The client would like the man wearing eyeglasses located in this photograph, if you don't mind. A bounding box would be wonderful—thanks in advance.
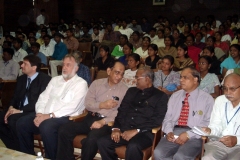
[202,73,240,160]
[56,60,128,160]
[154,67,214,160]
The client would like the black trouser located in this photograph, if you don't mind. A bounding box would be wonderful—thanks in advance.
[0,111,29,151]
[56,113,111,160]
[97,131,154,160]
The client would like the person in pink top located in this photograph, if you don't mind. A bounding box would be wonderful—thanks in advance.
[214,31,229,55]
[186,34,201,68]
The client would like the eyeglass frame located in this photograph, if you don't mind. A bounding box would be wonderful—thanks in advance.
[221,86,240,92]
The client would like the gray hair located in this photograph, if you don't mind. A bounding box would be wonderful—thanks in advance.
[63,53,80,66]
[183,67,200,84]
[138,66,154,82]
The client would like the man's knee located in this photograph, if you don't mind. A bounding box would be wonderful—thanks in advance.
[127,141,141,152]
[154,147,165,160]
[173,150,194,160]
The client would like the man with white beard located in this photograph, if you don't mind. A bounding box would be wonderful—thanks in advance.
[16,54,88,160]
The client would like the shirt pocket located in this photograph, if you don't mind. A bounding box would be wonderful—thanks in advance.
[61,91,74,103]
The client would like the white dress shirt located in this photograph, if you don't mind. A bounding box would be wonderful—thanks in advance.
[40,43,55,57]
[119,28,134,39]
[13,48,28,62]
[209,95,240,145]
[35,74,88,117]
[36,14,45,26]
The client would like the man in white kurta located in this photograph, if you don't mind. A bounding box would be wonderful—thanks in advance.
[16,54,88,160]
[202,73,240,160]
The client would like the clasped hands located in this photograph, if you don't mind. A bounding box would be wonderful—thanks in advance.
[167,132,189,145]
[111,129,138,143]
[202,127,237,147]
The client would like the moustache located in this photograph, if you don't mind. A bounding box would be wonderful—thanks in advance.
[225,95,234,99]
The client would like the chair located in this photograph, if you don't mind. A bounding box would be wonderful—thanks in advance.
[40,67,49,75]
[0,80,17,110]
[78,42,93,68]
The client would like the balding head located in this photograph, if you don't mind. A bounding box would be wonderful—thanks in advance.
[223,73,240,107]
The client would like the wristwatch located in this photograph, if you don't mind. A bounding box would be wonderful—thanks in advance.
[49,113,53,118]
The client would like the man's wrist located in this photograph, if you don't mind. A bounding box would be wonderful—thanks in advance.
[112,128,120,131]
[185,132,190,139]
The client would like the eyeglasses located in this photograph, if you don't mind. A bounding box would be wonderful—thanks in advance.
[222,86,240,92]
[135,76,146,80]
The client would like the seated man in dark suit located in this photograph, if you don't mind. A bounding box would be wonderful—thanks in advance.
[97,67,168,160]
[0,54,51,151]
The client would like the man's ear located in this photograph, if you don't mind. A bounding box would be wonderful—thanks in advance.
[107,68,111,75]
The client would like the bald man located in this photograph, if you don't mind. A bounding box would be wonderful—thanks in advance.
[202,73,240,160]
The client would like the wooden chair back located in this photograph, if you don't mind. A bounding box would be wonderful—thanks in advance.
[1,80,17,110]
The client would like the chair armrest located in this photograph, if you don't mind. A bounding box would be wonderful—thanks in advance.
[69,110,88,122]
[2,80,17,83]
[152,126,161,134]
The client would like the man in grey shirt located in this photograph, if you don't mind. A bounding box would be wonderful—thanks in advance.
[154,67,215,160]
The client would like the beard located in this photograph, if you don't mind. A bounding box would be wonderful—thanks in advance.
[62,66,77,80]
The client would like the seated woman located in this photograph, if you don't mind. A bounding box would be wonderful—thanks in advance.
[135,36,150,59]
[190,22,200,37]
[186,34,202,65]
[111,34,128,58]
[121,53,140,88]
[153,55,181,95]
[158,36,177,58]
[173,43,194,72]
[118,42,133,67]
[231,29,240,45]
[206,22,214,36]
[221,44,240,77]
[172,29,184,48]
[180,24,191,42]
[202,46,221,78]
[145,44,161,70]
[205,36,225,60]
[214,31,229,55]
[94,45,115,79]
[152,29,165,48]
[194,32,206,50]
[218,24,232,42]
[198,56,220,98]
[129,31,142,49]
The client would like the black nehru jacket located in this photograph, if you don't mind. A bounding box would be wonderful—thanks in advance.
[9,72,51,113]
[113,86,168,132]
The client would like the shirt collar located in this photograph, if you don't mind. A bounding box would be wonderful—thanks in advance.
[61,74,78,82]
[28,72,39,81]
[138,85,155,94]
[103,78,121,89]
[183,87,199,98]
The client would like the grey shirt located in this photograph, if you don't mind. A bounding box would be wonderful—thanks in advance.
[84,78,128,123]
[0,59,19,80]
[162,88,215,138]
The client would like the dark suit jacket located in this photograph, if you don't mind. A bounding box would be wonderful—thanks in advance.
[9,72,51,113]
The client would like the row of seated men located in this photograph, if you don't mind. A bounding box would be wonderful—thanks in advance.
[0,52,240,160]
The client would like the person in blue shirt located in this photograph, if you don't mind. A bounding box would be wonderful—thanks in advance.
[49,33,68,77]
[73,51,91,85]
[29,42,47,66]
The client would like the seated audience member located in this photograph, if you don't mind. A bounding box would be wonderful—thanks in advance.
[0,48,19,83]
[17,54,88,160]
[153,16,164,30]
[0,55,51,151]
[206,22,215,36]
[202,46,221,78]
[202,73,240,160]
[135,36,150,59]
[36,29,47,45]
[141,17,151,33]
[26,37,37,54]
[111,34,128,58]
[211,20,219,33]
[173,44,194,72]
[164,26,172,37]
[158,36,177,58]
[119,43,134,67]
[30,43,47,66]
[119,20,134,39]
[17,33,28,51]
[145,44,161,69]
[74,25,81,39]
[218,24,232,42]
[129,31,142,49]
[154,55,181,95]
[194,32,206,50]
[98,67,168,160]
[94,45,115,79]
[198,56,220,98]
[154,67,215,160]
[231,29,240,45]
[102,23,121,44]
[146,28,158,42]
[186,34,202,65]
[79,26,92,42]
[121,53,140,87]
[63,28,79,53]
[2,41,12,50]
[214,31,229,55]
[152,29,165,48]
[39,35,55,57]
[113,20,123,31]
[205,36,225,60]
[200,26,210,43]
[180,24,191,42]
[177,20,185,33]
[221,44,240,77]
[190,22,200,37]
[56,61,128,160]
[172,29,184,48]
[129,19,143,34]
[49,33,68,77]
[13,38,28,65]
[73,51,91,85]
[91,26,104,57]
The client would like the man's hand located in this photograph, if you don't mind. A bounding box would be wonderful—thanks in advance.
[175,132,189,145]
[4,107,21,124]
[34,114,50,127]
[202,127,211,134]
[90,119,105,129]
[111,129,121,143]
[166,132,175,142]
[220,136,237,147]
[99,99,118,109]
[121,129,138,141]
